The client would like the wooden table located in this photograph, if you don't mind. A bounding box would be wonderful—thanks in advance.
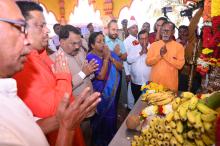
[109,98,148,146]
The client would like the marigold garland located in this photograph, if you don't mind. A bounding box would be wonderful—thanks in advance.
[197,0,220,76]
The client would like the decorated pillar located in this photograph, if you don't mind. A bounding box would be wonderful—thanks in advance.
[89,0,96,5]
[197,0,220,92]
[102,0,113,27]
[59,0,66,24]
[104,0,113,16]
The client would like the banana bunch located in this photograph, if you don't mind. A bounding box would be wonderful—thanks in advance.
[144,91,175,105]
[141,82,167,92]
[141,82,168,101]
[131,92,218,146]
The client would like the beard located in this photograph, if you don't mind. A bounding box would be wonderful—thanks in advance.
[109,33,118,40]
[162,35,171,41]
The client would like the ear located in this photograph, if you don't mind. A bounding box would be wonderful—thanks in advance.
[60,39,65,46]
[91,44,95,49]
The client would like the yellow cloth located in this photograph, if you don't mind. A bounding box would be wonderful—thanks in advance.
[146,40,185,91]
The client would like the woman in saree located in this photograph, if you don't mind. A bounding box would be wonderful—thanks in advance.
[86,32,123,146]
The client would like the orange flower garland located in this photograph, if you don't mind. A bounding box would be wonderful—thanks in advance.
[197,0,220,76]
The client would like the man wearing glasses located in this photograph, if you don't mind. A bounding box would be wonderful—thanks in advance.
[0,0,100,146]
[146,21,185,92]
[13,1,91,146]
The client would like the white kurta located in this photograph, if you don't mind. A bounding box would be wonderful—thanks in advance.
[0,78,49,146]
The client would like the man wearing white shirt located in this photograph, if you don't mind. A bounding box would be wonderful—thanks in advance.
[127,30,151,102]
[123,16,139,105]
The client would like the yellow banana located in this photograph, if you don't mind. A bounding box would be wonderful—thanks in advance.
[197,102,218,115]
[162,141,170,146]
[203,122,213,132]
[194,139,205,146]
[172,97,181,110]
[157,133,164,141]
[172,129,184,144]
[152,131,158,138]
[143,139,150,145]
[189,96,198,110]
[131,141,137,146]
[178,105,188,121]
[157,125,165,133]
[157,140,163,146]
[165,125,172,133]
[181,92,194,99]
[187,111,196,124]
[194,112,203,129]
[183,140,196,146]
[154,97,173,105]
[187,130,195,139]
[164,133,172,141]
[201,134,215,145]
[194,131,201,139]
[176,121,183,133]
[201,113,217,122]
[170,136,178,146]
[165,112,174,123]
[168,121,176,128]
[174,111,180,121]
[187,121,193,128]
[146,132,152,139]
[141,129,148,135]
[183,133,187,139]
[148,126,154,133]
[133,135,139,141]
[150,138,157,145]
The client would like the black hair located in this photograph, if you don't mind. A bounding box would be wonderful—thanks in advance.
[88,32,103,52]
[16,1,43,20]
[178,25,188,30]
[162,21,175,31]
[153,17,168,32]
[107,19,117,28]
[59,25,81,40]
[87,23,93,28]
[53,23,60,30]
[138,30,148,40]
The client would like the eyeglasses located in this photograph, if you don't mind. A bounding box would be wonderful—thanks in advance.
[0,18,27,36]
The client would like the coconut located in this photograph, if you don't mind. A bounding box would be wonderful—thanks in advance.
[126,115,140,130]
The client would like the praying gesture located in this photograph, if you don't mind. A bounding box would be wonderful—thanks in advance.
[82,59,99,76]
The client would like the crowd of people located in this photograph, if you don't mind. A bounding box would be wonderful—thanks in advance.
[0,0,205,146]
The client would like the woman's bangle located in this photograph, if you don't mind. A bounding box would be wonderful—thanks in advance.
[103,59,108,63]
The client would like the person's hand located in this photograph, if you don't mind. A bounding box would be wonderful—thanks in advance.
[103,45,110,60]
[126,75,131,83]
[160,45,167,57]
[82,59,99,76]
[52,51,70,74]
[114,44,121,56]
[58,88,101,131]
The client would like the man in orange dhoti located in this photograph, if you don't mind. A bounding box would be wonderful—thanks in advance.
[13,1,85,146]
[146,22,185,91]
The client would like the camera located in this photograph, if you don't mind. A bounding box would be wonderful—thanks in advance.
[180,0,204,17]
[162,7,172,14]
[180,9,193,17]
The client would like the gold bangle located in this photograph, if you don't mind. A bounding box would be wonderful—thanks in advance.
[103,59,108,63]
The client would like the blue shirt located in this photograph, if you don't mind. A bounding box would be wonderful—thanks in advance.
[105,36,126,54]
